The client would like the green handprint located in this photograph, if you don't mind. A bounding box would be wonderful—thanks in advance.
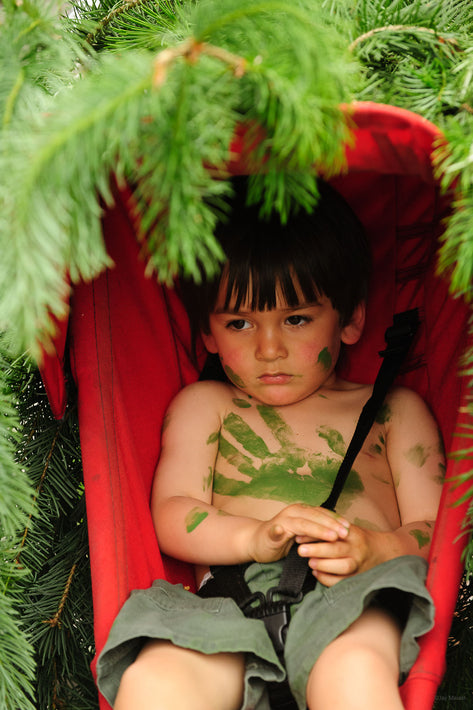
[213,404,363,512]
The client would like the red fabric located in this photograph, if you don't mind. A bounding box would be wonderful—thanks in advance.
[38,102,472,710]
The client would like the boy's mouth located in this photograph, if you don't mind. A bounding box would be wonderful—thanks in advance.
[258,373,293,384]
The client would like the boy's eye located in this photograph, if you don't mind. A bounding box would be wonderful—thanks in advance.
[286,314,310,326]
[227,319,251,331]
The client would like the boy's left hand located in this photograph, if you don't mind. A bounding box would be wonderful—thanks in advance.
[296,524,383,587]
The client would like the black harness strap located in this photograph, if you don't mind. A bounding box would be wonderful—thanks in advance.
[199,309,420,710]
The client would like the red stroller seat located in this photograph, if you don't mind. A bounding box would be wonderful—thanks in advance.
[39,101,472,710]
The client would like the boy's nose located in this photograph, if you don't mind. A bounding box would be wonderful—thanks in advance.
[255,330,288,361]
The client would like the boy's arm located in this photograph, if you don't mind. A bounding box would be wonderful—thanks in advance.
[298,387,444,586]
[152,382,350,566]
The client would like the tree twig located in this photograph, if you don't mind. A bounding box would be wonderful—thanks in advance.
[43,563,77,629]
[153,36,247,86]
[86,0,152,46]
[349,24,459,53]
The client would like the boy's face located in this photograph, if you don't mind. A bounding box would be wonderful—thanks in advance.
[202,279,364,407]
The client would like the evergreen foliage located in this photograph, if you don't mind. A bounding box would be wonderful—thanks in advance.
[1,0,473,707]
[2,341,97,709]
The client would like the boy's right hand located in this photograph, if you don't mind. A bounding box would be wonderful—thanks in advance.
[248,504,350,563]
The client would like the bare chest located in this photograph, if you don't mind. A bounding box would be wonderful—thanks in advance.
[212,395,400,529]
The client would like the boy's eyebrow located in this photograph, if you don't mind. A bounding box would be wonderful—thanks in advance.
[214,300,322,315]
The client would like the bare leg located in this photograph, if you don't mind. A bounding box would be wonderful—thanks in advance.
[114,640,245,710]
[306,606,404,710]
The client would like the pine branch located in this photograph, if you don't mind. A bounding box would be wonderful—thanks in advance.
[0,339,37,710]
[1,0,356,357]
[13,370,97,710]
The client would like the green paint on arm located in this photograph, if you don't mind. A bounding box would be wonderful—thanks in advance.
[436,462,446,484]
[409,528,431,549]
[185,507,209,533]
[369,443,383,456]
[224,365,246,388]
[317,347,332,371]
[317,426,346,457]
[223,412,271,458]
[375,402,392,424]
[405,444,429,467]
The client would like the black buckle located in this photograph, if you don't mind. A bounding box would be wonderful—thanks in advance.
[261,603,291,655]
[241,587,303,656]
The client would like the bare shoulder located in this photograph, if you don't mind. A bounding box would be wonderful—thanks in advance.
[164,380,235,428]
[382,386,434,423]
[168,379,233,409]
[382,386,443,457]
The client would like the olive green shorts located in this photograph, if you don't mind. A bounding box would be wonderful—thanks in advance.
[96,555,434,710]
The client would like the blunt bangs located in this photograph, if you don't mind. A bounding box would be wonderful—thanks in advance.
[221,243,323,313]
[179,176,371,354]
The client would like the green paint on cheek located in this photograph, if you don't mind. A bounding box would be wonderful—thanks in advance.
[224,365,246,388]
[317,426,346,457]
[405,444,429,467]
[317,347,332,371]
[185,507,209,533]
[409,528,430,549]
[233,398,251,409]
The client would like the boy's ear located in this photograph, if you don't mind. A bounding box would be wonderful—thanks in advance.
[201,331,218,354]
[341,302,366,345]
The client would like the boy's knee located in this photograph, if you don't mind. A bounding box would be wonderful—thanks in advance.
[307,608,401,705]
[115,641,245,710]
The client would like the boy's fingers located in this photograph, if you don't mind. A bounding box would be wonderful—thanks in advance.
[283,506,350,539]
[309,555,358,577]
[298,540,348,559]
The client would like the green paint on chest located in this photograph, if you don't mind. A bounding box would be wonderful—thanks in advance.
[214,407,363,509]
[317,347,332,371]
[203,467,213,491]
[207,430,219,445]
[223,412,270,458]
[317,426,346,457]
[185,507,209,533]
[233,398,251,409]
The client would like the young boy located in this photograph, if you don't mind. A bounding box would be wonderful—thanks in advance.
[96,179,443,710]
